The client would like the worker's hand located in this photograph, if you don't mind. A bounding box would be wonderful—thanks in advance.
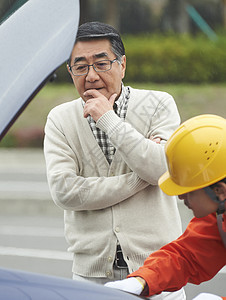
[83,89,117,121]
[150,135,161,144]
[104,277,144,295]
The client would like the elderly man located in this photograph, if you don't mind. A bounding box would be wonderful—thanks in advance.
[44,21,184,300]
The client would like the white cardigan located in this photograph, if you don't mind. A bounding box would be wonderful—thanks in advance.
[44,86,182,278]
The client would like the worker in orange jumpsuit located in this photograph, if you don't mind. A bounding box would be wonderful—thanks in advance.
[105,114,226,300]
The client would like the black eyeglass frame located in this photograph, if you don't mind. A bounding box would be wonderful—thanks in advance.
[69,58,118,76]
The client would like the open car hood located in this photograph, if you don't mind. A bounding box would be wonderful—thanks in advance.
[0,0,79,140]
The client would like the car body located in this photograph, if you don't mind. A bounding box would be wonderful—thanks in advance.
[0,267,146,300]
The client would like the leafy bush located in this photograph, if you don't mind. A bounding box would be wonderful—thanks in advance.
[123,33,226,83]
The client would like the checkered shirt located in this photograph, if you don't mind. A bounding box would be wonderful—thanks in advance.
[86,84,130,164]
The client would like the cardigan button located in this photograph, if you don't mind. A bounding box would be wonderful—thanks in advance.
[115,227,120,233]
[106,271,112,277]
[108,256,113,262]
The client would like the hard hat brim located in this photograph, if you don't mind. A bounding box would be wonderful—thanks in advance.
[159,170,226,196]
[158,171,195,196]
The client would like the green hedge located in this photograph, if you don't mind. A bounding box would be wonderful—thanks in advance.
[123,33,226,83]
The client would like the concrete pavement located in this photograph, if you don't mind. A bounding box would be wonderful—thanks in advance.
[0,148,60,215]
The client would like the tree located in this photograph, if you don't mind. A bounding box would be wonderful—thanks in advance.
[162,0,189,33]
[104,0,120,30]
[79,0,91,25]
[222,0,226,27]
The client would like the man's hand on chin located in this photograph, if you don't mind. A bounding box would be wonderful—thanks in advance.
[83,90,117,121]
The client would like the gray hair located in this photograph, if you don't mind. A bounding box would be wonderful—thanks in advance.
[68,21,125,66]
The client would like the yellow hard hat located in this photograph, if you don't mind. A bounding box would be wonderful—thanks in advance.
[159,114,226,196]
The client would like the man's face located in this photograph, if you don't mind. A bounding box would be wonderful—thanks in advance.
[178,189,219,218]
[68,39,126,102]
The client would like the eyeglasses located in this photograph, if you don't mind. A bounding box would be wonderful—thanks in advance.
[69,58,118,76]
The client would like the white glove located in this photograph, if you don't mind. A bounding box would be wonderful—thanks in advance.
[104,277,144,295]
[193,293,222,300]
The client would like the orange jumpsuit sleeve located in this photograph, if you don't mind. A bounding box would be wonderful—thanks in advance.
[128,213,226,297]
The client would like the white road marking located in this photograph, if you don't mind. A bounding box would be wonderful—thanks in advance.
[0,181,49,192]
[0,246,72,261]
[0,245,225,276]
[0,226,63,237]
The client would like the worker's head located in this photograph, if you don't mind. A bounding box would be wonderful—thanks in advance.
[159,114,226,217]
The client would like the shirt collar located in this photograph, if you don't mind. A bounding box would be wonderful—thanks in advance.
[114,83,129,108]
